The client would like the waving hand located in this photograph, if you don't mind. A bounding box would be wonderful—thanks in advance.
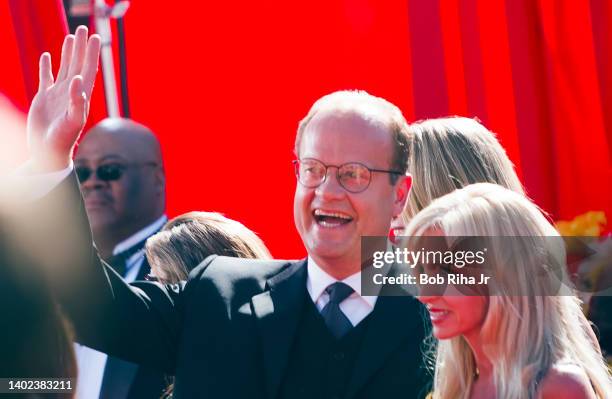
[27,26,101,172]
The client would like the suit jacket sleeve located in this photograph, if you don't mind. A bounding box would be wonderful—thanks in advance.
[20,172,203,374]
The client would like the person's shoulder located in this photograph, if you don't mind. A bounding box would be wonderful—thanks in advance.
[184,256,304,301]
[190,255,301,283]
[539,363,597,399]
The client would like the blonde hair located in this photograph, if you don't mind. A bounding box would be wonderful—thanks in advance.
[295,90,412,182]
[404,117,524,220]
[145,212,271,284]
[404,183,612,399]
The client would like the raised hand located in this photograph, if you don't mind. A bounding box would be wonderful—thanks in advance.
[27,26,101,172]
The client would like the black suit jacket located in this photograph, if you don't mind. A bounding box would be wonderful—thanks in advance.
[96,256,168,399]
[35,173,432,399]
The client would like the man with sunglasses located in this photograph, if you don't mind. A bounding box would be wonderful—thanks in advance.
[73,118,168,399]
[75,118,165,262]
[24,27,431,399]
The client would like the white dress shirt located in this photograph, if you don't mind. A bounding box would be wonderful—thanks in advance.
[306,256,378,327]
[74,216,167,399]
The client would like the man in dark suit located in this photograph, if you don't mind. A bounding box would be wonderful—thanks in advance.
[26,27,431,398]
[73,118,168,399]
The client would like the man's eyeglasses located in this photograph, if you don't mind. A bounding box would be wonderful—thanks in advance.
[293,158,403,193]
[75,162,158,183]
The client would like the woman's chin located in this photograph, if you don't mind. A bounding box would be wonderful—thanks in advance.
[432,327,460,340]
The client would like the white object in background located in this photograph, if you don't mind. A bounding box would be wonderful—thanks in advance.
[71,0,129,118]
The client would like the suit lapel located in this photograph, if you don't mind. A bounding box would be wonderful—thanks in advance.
[135,223,165,281]
[251,259,307,399]
[135,257,151,281]
[99,356,139,399]
[345,294,422,399]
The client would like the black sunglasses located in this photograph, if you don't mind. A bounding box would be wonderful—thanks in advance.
[76,162,157,183]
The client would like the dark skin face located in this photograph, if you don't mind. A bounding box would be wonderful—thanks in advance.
[75,119,165,258]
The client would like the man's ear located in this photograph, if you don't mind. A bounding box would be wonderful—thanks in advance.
[393,174,412,216]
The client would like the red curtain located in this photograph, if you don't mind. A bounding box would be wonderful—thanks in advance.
[6,0,68,106]
[407,0,611,223]
[3,0,611,256]
[4,0,105,129]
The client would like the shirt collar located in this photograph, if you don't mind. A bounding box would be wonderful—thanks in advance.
[113,215,168,256]
[306,256,377,308]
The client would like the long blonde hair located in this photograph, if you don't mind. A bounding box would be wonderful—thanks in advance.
[404,117,524,221]
[405,183,611,399]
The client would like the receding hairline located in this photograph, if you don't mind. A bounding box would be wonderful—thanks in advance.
[295,90,406,154]
[294,90,411,178]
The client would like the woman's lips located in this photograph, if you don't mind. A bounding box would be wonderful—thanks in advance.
[427,307,450,323]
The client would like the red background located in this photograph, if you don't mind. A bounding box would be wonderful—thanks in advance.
[2,0,611,258]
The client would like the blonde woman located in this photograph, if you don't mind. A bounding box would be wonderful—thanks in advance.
[392,117,524,236]
[404,183,611,399]
[145,211,272,284]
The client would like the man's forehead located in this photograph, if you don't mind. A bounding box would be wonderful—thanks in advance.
[75,152,128,164]
[303,112,392,147]
[77,130,159,163]
[76,134,132,161]
[300,112,394,167]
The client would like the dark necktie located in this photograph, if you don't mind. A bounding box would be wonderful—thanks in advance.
[104,238,148,277]
[321,282,354,339]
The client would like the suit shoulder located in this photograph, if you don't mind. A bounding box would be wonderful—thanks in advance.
[189,255,299,285]
[184,256,304,305]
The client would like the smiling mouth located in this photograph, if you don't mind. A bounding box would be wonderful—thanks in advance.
[313,209,353,227]
[427,307,450,322]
